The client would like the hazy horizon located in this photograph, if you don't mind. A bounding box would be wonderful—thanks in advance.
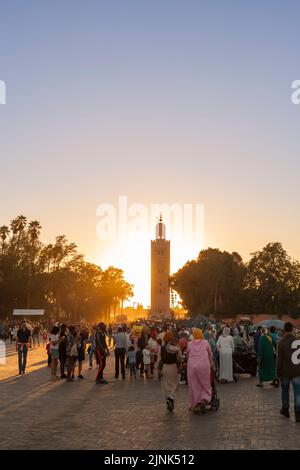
[1,1,300,305]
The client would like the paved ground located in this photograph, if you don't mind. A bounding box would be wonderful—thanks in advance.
[0,341,299,450]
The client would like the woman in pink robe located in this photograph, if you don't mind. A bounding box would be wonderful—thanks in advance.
[187,328,212,412]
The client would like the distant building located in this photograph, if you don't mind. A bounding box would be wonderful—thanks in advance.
[150,216,170,318]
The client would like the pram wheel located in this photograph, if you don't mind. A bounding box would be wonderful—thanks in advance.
[211,398,220,411]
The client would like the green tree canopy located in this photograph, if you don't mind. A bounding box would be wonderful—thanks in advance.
[171,248,246,317]
[0,215,133,322]
[245,242,300,317]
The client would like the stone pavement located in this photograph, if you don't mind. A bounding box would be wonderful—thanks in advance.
[0,342,299,450]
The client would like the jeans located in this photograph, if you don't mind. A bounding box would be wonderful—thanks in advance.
[89,348,95,366]
[66,356,76,380]
[95,354,106,382]
[281,376,300,412]
[18,344,28,372]
[59,355,66,376]
[115,348,126,378]
[129,363,136,377]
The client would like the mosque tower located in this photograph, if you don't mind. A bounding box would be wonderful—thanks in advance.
[150,216,170,318]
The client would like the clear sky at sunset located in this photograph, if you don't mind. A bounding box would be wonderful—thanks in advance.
[1,1,300,305]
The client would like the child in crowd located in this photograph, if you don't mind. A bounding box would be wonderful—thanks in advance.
[127,345,137,379]
[142,346,151,378]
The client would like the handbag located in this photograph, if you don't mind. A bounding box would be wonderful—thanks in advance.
[70,341,78,357]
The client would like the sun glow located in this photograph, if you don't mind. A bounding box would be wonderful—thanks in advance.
[93,237,204,307]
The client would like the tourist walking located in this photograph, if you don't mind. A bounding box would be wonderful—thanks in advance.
[59,324,68,378]
[138,328,150,375]
[88,327,97,368]
[127,345,137,379]
[142,346,151,377]
[160,331,182,412]
[187,328,212,413]
[95,322,109,384]
[32,323,40,347]
[49,326,65,380]
[76,328,87,379]
[148,330,159,377]
[277,322,300,421]
[66,326,79,382]
[216,327,234,383]
[16,321,32,375]
[256,328,277,387]
[113,327,127,379]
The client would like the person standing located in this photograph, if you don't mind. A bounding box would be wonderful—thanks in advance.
[138,327,150,375]
[95,322,109,384]
[88,326,97,368]
[65,326,79,382]
[277,322,300,421]
[32,323,40,347]
[142,346,151,377]
[160,331,182,412]
[127,345,137,379]
[107,325,113,347]
[113,327,127,379]
[16,321,32,375]
[59,324,68,378]
[42,328,48,347]
[76,327,87,379]
[12,324,19,344]
[256,328,277,387]
[8,326,14,344]
[216,327,234,383]
[233,330,243,350]
[253,326,262,354]
[49,326,65,380]
[148,330,159,377]
[187,328,212,413]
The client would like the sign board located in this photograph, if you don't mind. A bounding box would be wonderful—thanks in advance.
[13,309,44,316]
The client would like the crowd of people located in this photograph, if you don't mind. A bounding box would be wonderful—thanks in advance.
[1,318,300,421]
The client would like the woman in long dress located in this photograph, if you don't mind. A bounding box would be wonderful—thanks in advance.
[216,327,234,383]
[257,327,277,387]
[160,331,182,412]
[187,328,212,413]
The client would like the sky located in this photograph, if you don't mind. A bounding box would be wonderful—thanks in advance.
[1,1,300,306]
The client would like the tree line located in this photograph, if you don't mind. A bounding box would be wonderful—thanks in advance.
[171,243,300,319]
[0,215,133,322]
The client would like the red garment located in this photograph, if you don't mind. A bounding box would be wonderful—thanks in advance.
[178,336,188,353]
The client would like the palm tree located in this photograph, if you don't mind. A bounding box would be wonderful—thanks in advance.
[26,220,42,309]
[10,215,27,254]
[0,225,9,254]
[28,220,41,243]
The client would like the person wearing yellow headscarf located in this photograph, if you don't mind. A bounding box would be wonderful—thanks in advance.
[193,328,204,340]
[187,328,212,413]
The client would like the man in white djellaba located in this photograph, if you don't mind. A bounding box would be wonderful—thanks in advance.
[217,327,235,383]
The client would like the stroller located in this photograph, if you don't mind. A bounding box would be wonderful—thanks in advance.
[193,366,220,413]
[210,367,220,411]
[233,345,257,379]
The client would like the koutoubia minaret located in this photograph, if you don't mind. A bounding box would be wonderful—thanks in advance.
[150,216,171,318]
